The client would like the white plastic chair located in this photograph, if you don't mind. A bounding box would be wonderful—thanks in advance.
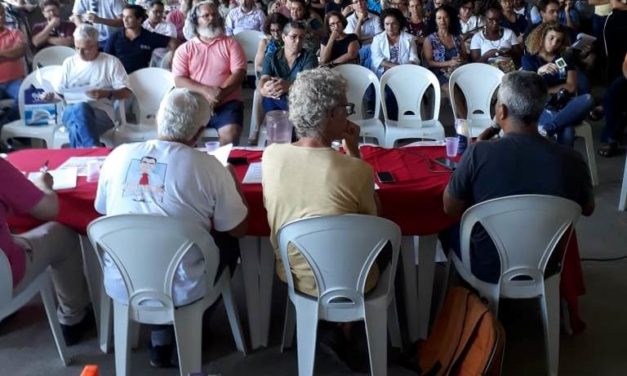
[620,155,627,210]
[574,121,599,186]
[450,195,581,376]
[277,214,402,376]
[333,64,385,145]
[380,65,445,147]
[0,65,64,148]
[0,249,70,365]
[448,63,504,138]
[32,46,75,69]
[234,30,264,76]
[101,68,174,146]
[87,214,247,376]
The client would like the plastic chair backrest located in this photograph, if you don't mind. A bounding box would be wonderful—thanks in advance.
[32,46,75,69]
[448,63,503,126]
[460,195,581,292]
[277,214,401,318]
[87,214,219,322]
[233,30,264,63]
[17,65,63,120]
[0,249,14,306]
[380,64,441,125]
[128,68,174,124]
[332,64,381,119]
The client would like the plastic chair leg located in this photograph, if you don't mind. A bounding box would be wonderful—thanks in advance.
[173,305,204,376]
[387,296,403,350]
[113,302,132,376]
[365,306,388,376]
[417,234,438,339]
[575,122,599,186]
[294,302,319,376]
[400,236,419,342]
[619,156,627,210]
[40,276,70,366]
[221,272,248,354]
[99,293,113,353]
[281,299,295,352]
[541,277,560,376]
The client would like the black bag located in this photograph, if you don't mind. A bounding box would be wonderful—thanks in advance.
[546,88,573,112]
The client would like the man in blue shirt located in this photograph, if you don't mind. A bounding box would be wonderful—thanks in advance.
[104,4,177,74]
[258,21,318,112]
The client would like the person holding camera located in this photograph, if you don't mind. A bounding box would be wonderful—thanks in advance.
[522,21,593,145]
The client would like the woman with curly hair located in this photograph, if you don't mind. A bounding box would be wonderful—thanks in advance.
[522,21,593,145]
[423,5,467,91]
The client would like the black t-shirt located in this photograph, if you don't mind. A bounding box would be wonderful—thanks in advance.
[321,33,359,62]
[604,9,627,83]
[447,132,593,282]
[104,28,170,74]
[325,0,351,14]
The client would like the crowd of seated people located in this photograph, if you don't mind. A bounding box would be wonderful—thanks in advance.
[0,0,625,151]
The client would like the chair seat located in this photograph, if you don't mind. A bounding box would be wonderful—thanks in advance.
[1,120,57,147]
[354,118,385,145]
[384,119,445,147]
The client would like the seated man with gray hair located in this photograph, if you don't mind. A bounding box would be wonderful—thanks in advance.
[443,70,595,285]
[95,87,248,368]
[46,24,131,147]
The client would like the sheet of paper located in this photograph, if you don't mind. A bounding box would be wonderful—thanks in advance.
[242,162,262,184]
[58,156,107,177]
[209,143,232,166]
[34,68,56,93]
[28,167,77,190]
[62,86,94,103]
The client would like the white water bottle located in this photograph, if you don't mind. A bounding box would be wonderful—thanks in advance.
[455,119,469,156]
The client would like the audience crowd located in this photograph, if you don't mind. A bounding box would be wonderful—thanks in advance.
[0,0,625,370]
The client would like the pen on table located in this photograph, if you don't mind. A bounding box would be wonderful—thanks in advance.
[40,160,49,173]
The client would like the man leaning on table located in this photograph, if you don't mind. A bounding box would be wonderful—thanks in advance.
[442,70,595,284]
[45,24,131,148]
[262,67,380,371]
[0,158,91,346]
[95,88,248,368]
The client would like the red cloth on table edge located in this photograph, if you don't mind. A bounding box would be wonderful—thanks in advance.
[5,146,586,332]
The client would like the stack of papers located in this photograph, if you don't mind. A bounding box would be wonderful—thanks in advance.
[28,167,77,190]
[58,156,106,177]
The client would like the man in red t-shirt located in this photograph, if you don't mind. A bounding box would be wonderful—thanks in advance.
[0,158,90,346]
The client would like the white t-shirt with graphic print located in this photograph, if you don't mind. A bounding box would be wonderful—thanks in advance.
[95,140,248,306]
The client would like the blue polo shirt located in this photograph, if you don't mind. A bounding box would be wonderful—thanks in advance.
[104,28,170,73]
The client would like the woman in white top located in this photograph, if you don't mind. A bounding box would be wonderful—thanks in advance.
[370,7,419,77]
[470,5,521,71]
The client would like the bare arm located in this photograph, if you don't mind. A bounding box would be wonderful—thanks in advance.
[331,39,359,64]
[0,42,26,60]
[254,38,268,73]
[442,188,467,217]
[29,174,59,221]
[216,69,246,102]
[548,69,577,94]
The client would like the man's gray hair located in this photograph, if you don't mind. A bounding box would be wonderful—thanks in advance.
[497,71,548,126]
[183,0,224,39]
[283,20,307,35]
[288,68,347,138]
[73,24,99,43]
[156,88,213,141]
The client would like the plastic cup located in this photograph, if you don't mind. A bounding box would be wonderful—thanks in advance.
[205,141,220,153]
[265,110,293,145]
[445,137,459,158]
[86,160,100,183]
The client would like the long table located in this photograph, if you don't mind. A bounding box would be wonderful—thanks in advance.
[6,146,586,347]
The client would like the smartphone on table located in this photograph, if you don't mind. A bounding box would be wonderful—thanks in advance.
[376,171,395,183]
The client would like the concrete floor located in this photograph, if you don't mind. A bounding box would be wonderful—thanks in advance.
[1,88,626,375]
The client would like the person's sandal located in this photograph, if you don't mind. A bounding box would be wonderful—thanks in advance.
[598,143,619,158]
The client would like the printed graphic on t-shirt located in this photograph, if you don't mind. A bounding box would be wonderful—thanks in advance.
[122,156,167,202]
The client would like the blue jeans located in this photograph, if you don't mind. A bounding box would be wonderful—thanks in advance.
[359,45,372,70]
[539,94,594,146]
[601,77,627,143]
[62,103,113,148]
[0,79,22,125]
[262,95,288,113]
